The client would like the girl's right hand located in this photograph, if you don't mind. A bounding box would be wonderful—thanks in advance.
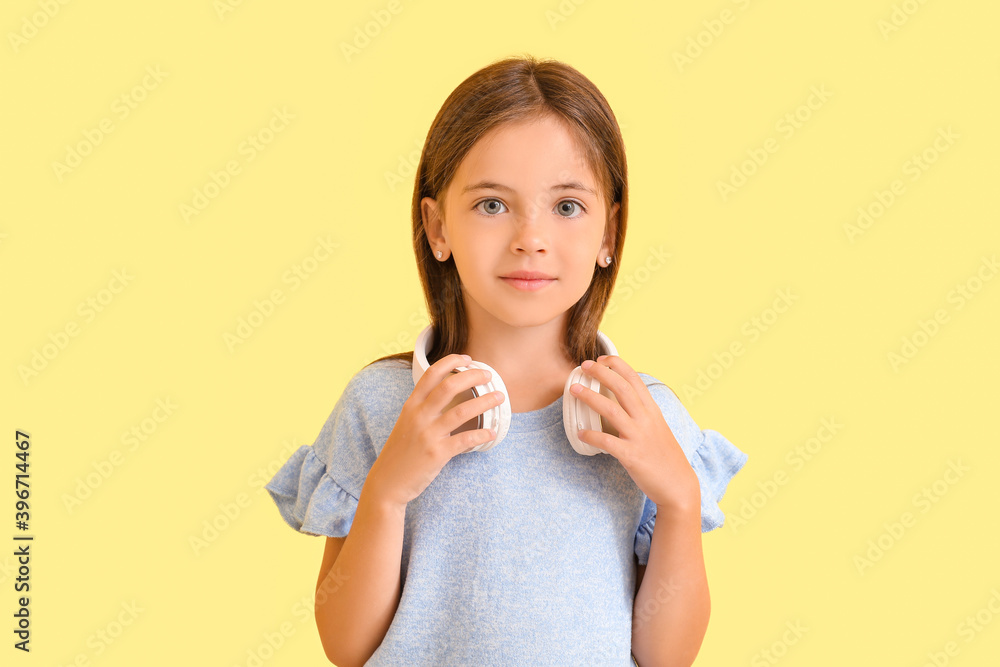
[363,353,504,509]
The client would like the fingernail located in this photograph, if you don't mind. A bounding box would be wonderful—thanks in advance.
[582,360,594,369]
[462,354,472,362]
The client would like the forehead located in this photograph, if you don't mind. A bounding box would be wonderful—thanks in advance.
[453,115,598,192]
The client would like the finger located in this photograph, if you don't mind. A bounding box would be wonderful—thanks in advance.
[596,355,659,414]
[431,365,495,421]
[581,355,641,419]
[442,387,504,436]
[609,356,660,414]
[419,356,483,410]
[571,375,630,439]
[456,422,498,454]
[413,353,471,401]
[446,389,502,454]
[577,428,613,457]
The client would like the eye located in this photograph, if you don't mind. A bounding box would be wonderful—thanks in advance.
[473,198,587,218]
[556,199,586,218]
[474,198,507,216]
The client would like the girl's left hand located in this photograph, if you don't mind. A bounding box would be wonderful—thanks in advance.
[571,354,701,512]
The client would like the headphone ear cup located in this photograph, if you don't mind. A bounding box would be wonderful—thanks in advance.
[456,360,510,453]
[563,367,618,455]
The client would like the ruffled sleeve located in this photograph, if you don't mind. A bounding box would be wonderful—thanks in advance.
[265,373,378,538]
[634,377,749,565]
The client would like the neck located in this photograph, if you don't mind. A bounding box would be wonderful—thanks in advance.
[462,312,576,384]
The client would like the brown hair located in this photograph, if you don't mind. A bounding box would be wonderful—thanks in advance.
[365,53,628,372]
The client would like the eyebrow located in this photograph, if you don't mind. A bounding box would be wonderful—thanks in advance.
[461,180,597,197]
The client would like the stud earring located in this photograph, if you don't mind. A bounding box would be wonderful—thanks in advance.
[605,256,612,265]
[436,250,443,259]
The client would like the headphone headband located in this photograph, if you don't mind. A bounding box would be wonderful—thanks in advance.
[411,325,617,386]
[409,324,619,455]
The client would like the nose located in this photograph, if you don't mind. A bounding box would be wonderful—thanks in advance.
[509,207,549,256]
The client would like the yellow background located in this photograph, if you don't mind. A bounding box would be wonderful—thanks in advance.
[2,0,999,664]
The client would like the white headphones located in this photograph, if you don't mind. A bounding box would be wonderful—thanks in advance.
[411,325,621,456]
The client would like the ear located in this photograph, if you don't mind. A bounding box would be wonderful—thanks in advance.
[599,201,620,262]
[421,196,449,256]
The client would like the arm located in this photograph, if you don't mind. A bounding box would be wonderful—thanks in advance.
[631,502,710,667]
[314,482,407,667]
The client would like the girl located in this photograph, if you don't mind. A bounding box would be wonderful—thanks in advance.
[266,54,748,666]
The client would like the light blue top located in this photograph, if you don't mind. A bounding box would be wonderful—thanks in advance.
[265,358,748,665]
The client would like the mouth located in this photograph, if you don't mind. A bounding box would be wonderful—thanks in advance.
[499,276,556,291]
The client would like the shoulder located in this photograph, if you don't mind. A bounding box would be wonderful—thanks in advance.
[635,371,682,406]
[333,357,414,432]
[310,358,414,464]
[635,371,702,460]
[347,357,414,397]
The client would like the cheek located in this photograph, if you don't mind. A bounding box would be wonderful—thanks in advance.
[568,234,601,263]
[453,243,497,285]
[467,232,508,262]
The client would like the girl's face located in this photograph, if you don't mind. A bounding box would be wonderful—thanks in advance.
[421,113,619,332]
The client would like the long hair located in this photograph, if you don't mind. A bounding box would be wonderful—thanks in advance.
[366,53,629,371]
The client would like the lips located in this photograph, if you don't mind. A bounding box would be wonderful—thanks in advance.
[500,273,555,291]
[501,271,555,280]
